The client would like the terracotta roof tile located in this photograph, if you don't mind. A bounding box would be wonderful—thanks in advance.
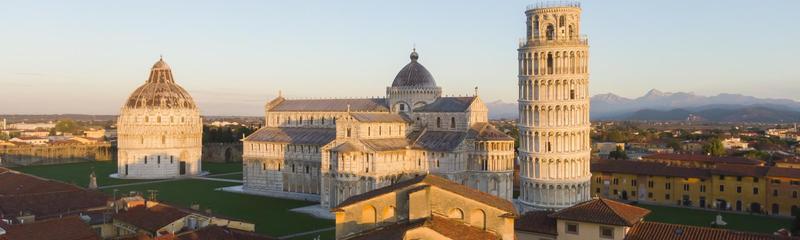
[549,198,650,226]
[625,221,789,240]
[175,225,275,240]
[515,211,557,235]
[0,216,100,240]
[642,154,763,166]
[0,168,110,219]
[766,167,800,179]
[114,204,190,233]
[591,160,710,179]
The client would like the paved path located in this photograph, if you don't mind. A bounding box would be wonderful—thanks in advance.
[277,227,335,240]
[98,171,243,189]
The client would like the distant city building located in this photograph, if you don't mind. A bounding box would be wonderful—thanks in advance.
[331,175,516,240]
[111,198,256,238]
[19,130,49,138]
[516,2,591,212]
[83,128,106,139]
[116,58,203,179]
[0,118,6,130]
[594,142,624,157]
[209,121,241,127]
[721,137,750,150]
[640,153,763,169]
[8,122,56,131]
[8,136,49,145]
[242,50,515,209]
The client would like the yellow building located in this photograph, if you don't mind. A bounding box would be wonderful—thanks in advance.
[331,174,516,240]
[591,160,800,217]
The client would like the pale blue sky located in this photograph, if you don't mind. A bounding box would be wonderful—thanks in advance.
[1,0,798,115]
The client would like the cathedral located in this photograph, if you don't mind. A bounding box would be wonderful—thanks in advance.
[242,50,515,208]
[116,58,203,179]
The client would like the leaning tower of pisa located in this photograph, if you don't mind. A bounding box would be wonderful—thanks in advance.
[516,1,591,212]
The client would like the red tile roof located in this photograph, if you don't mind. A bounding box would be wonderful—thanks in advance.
[767,167,800,179]
[625,221,791,240]
[175,225,275,240]
[0,168,110,219]
[549,198,650,226]
[334,174,516,215]
[114,204,190,233]
[515,211,557,235]
[711,164,770,177]
[592,160,710,179]
[0,216,100,240]
[642,154,763,166]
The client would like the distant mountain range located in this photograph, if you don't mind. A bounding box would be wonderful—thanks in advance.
[486,89,800,123]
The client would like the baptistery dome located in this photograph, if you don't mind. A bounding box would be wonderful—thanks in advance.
[124,59,197,109]
[116,57,203,179]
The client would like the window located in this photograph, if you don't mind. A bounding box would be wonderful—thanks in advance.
[773,190,779,197]
[170,156,173,164]
[631,180,638,187]
[144,156,148,164]
[753,177,759,183]
[570,89,576,100]
[753,187,759,194]
[719,185,724,192]
[683,184,690,191]
[346,128,352,137]
[648,192,653,198]
[566,222,578,234]
[450,117,456,128]
[613,178,619,185]
[600,226,614,239]
[772,179,782,184]
[700,185,706,193]
[157,156,161,164]
[665,183,671,190]
[613,189,618,195]
[719,175,725,180]
[648,180,654,188]
[436,117,441,128]
[596,188,600,193]
[793,191,798,198]
[665,194,670,200]
[399,104,406,111]
[736,186,741,193]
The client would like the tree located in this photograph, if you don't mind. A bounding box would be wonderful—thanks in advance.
[54,119,81,135]
[703,138,726,156]
[608,145,628,160]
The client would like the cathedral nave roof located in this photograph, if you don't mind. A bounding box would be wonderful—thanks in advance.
[267,98,389,112]
[412,130,467,152]
[414,96,476,112]
[244,127,336,145]
[349,112,411,123]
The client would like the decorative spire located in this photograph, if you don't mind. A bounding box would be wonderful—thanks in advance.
[410,48,419,61]
[474,86,479,96]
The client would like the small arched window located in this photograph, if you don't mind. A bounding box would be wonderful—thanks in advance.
[436,117,441,128]
[546,24,555,40]
[450,117,456,128]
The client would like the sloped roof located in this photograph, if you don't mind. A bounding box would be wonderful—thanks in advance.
[0,216,100,240]
[268,98,389,112]
[175,225,276,240]
[0,168,110,219]
[360,138,411,151]
[415,97,476,112]
[350,112,410,123]
[469,123,514,141]
[591,160,711,179]
[711,164,770,177]
[766,167,800,179]
[642,154,763,166]
[515,211,558,235]
[114,204,190,232]
[335,174,516,214]
[124,58,197,109]
[244,127,336,145]
[331,142,363,153]
[549,198,650,226]
[624,221,783,240]
[412,130,466,152]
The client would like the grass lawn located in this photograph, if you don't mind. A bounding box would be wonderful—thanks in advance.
[11,161,242,187]
[640,204,793,234]
[100,179,333,237]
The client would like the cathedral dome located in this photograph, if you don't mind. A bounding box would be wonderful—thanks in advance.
[391,50,437,88]
[124,58,197,109]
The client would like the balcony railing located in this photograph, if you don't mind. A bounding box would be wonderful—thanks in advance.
[519,35,588,47]
[526,1,581,11]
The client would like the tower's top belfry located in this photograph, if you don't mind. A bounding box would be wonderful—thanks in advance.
[523,1,586,46]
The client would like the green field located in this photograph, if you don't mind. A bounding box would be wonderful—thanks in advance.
[11,161,243,187]
[101,179,333,237]
[640,204,793,234]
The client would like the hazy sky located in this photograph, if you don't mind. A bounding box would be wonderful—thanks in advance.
[1,0,798,115]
